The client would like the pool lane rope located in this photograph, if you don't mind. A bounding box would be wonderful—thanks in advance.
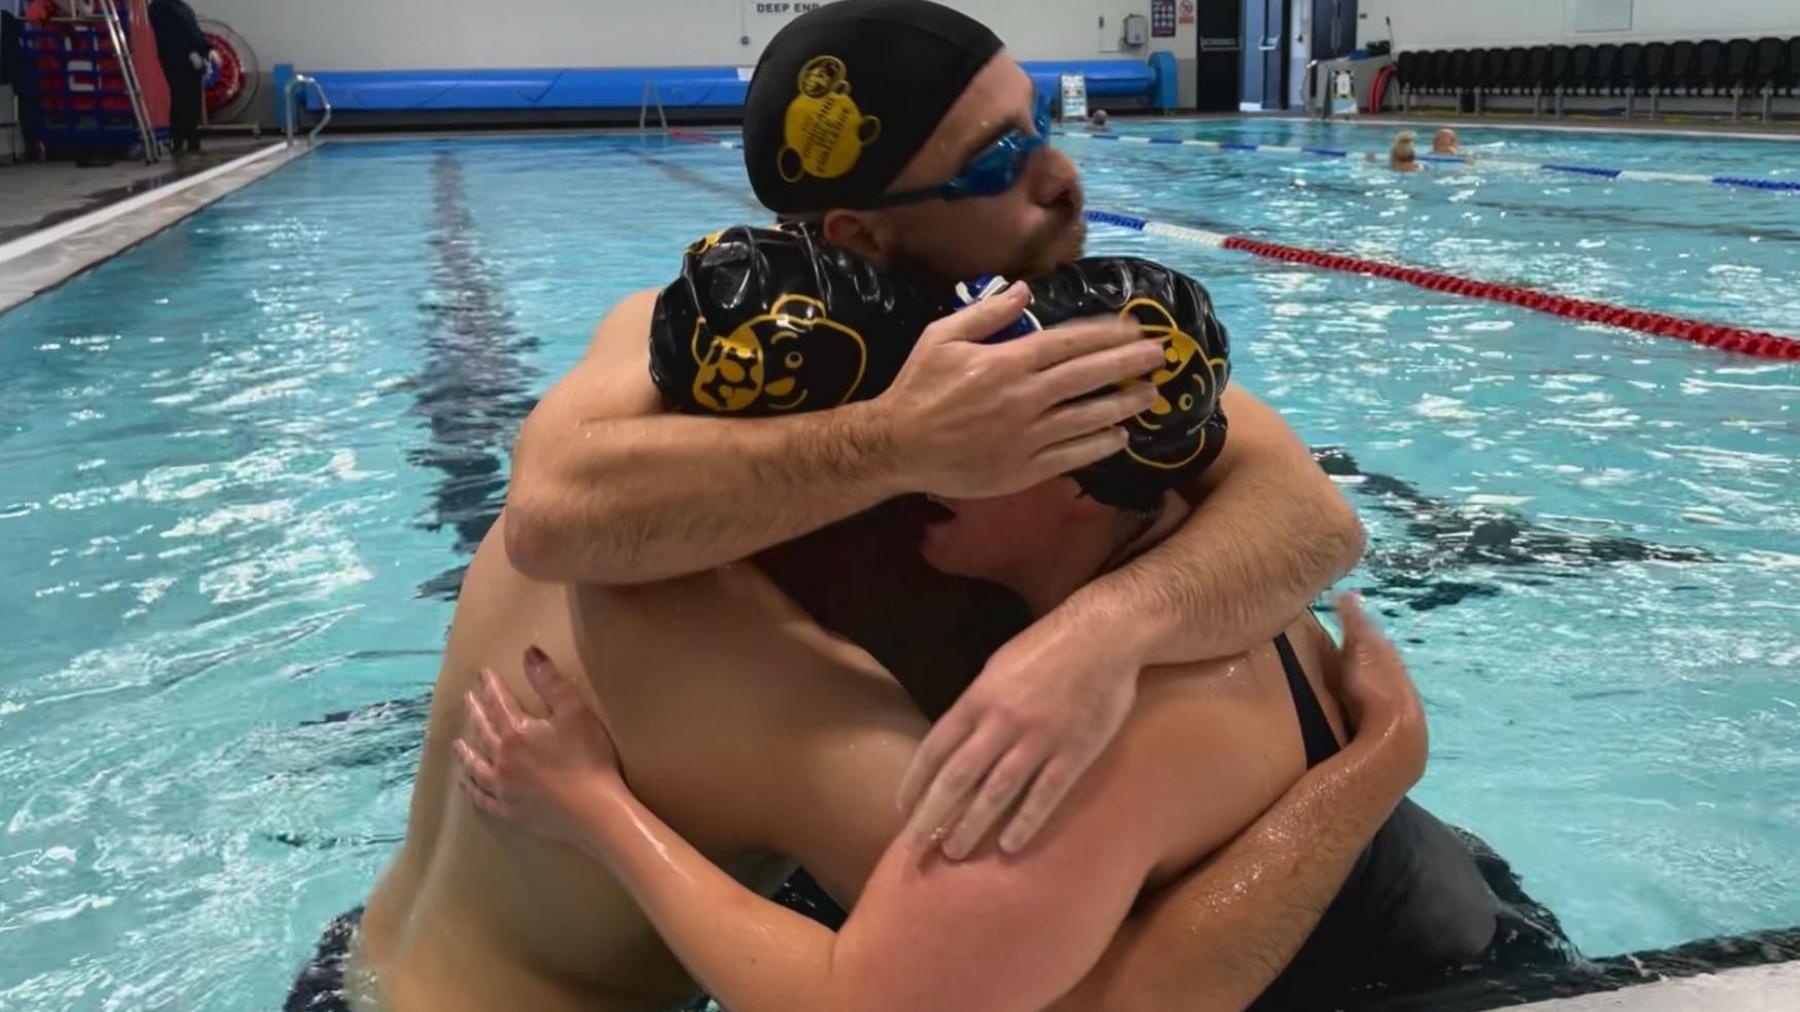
[1059,130,1800,194]
[664,130,1800,360]
[1088,210,1800,361]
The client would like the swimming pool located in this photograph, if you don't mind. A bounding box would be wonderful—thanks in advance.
[1,119,1794,1009]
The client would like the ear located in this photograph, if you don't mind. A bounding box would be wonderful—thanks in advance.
[822,209,893,265]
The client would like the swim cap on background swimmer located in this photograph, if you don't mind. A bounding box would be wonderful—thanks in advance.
[650,226,1230,509]
[742,0,1003,214]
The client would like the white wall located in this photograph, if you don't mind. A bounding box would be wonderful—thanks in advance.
[1359,0,1800,51]
[194,0,1171,72]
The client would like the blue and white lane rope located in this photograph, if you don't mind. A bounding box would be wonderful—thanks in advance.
[673,127,1798,193]
[1059,130,1800,192]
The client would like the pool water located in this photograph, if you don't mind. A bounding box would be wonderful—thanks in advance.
[1,121,1795,1009]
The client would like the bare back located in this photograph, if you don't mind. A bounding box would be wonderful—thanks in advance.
[353,516,920,1011]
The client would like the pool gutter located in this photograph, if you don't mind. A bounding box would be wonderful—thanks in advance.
[0,142,309,314]
[1512,959,1800,1011]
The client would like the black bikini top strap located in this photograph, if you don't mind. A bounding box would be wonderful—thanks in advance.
[1275,633,1342,768]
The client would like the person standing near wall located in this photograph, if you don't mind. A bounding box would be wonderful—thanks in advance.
[147,0,209,154]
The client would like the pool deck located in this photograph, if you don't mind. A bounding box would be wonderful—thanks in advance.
[1516,960,1800,1011]
[0,140,305,313]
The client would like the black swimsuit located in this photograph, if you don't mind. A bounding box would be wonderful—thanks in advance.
[1254,630,1578,1010]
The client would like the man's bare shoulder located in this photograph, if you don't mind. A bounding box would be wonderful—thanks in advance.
[584,563,918,724]
[586,287,661,357]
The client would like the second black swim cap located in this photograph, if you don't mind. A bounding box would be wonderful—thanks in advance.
[742,0,1004,214]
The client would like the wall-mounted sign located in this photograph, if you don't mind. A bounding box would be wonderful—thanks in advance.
[749,2,829,19]
[1178,0,1196,25]
[1150,0,1176,38]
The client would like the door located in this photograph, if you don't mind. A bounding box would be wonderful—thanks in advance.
[1311,0,1358,60]
[1258,0,1292,108]
[1194,0,1243,111]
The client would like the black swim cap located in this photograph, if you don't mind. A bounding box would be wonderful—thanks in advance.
[650,226,1231,511]
[742,0,1004,214]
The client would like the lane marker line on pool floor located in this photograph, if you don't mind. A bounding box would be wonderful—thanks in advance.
[665,130,1800,360]
[1087,210,1800,361]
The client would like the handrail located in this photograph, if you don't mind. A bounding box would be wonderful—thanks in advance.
[638,76,669,134]
[284,74,332,147]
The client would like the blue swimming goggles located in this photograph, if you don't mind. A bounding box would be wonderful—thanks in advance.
[870,96,1052,208]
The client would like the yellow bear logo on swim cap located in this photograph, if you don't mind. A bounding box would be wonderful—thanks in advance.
[689,293,870,413]
[779,56,883,183]
[1118,298,1229,470]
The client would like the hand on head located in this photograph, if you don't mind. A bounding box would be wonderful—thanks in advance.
[873,286,1162,498]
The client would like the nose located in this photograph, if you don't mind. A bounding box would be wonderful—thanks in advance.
[1027,146,1081,210]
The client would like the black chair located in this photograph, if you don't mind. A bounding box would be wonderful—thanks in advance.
[1722,38,1754,115]
[1568,44,1595,97]
[1484,47,1509,96]
[1783,37,1800,94]
[1392,50,1413,103]
[1546,45,1572,114]
[1750,37,1783,89]
[1593,43,1620,95]
[1641,41,1671,115]
[1693,39,1725,95]
[1668,40,1697,96]
[1505,47,1530,95]
[1426,49,1450,96]
[1527,45,1552,112]
[1447,48,1469,98]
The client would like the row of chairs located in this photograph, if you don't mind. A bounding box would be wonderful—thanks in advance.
[1393,37,1800,120]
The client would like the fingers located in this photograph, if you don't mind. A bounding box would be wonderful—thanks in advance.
[464,687,504,759]
[927,283,1032,344]
[897,709,975,816]
[902,722,1014,849]
[480,668,527,734]
[521,646,576,716]
[453,740,506,817]
[1015,317,1142,371]
[1334,592,1369,647]
[942,741,1047,860]
[999,754,1082,854]
[1027,383,1158,448]
[453,737,498,787]
[1030,339,1166,405]
[1025,427,1131,478]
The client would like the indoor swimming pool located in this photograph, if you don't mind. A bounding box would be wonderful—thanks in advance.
[0,120,1795,1009]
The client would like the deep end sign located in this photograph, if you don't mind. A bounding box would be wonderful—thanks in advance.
[753,2,828,14]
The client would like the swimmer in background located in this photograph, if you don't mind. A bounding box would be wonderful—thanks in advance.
[1088,108,1109,130]
[1433,127,1463,156]
[1366,130,1422,171]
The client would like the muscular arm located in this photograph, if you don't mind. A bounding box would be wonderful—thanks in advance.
[1059,387,1364,666]
[504,290,901,584]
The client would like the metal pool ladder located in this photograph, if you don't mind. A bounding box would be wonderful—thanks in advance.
[283,74,332,147]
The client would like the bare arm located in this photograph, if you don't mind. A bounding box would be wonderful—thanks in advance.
[504,290,896,584]
[505,287,1160,584]
[1071,385,1364,666]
